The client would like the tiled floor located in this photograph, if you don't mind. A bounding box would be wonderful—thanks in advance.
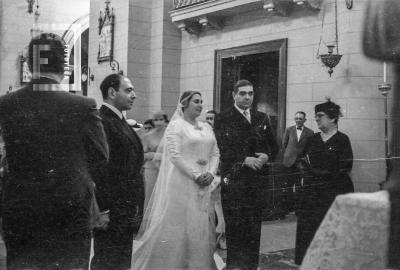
[259,249,299,270]
[260,214,297,254]
[0,215,298,270]
[258,215,298,269]
[219,214,298,270]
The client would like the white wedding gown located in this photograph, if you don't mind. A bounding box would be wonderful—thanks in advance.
[131,118,220,270]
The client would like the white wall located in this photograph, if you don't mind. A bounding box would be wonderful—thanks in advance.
[88,0,182,122]
[176,0,389,192]
[0,0,90,95]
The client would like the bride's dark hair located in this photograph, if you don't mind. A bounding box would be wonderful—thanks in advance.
[180,90,202,112]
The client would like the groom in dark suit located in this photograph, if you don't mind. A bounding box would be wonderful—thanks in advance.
[215,79,278,270]
[91,73,144,270]
[0,33,109,270]
[281,111,314,212]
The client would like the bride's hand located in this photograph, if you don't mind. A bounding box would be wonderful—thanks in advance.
[197,159,208,166]
[195,172,214,186]
[144,152,155,161]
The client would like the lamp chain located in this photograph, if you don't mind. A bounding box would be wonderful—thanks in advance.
[316,2,326,58]
[335,0,339,54]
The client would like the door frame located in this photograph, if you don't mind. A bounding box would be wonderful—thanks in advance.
[214,39,288,144]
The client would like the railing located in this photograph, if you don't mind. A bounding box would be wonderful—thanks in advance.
[173,0,212,9]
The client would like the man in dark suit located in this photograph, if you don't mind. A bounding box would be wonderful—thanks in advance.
[91,73,144,270]
[282,111,314,212]
[0,33,109,270]
[215,79,278,270]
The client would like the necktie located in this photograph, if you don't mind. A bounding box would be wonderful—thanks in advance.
[243,110,251,123]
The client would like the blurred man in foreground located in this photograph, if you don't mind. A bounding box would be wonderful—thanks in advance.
[0,33,109,269]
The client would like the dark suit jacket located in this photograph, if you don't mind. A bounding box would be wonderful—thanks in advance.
[97,105,144,221]
[215,106,278,189]
[0,82,109,231]
[282,125,314,168]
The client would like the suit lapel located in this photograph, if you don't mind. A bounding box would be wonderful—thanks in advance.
[289,126,297,142]
[250,109,265,128]
[298,127,310,142]
[122,119,143,154]
[120,118,138,145]
[249,109,256,126]
[232,107,252,127]
[100,106,139,147]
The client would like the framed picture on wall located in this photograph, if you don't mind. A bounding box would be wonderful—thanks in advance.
[20,56,32,84]
[97,1,114,63]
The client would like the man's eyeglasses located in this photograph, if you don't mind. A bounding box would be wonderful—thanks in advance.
[206,117,214,121]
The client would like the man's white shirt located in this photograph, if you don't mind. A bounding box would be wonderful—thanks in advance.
[103,102,123,120]
[296,126,303,142]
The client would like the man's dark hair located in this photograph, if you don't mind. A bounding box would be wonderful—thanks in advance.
[295,111,306,118]
[233,79,253,93]
[144,119,155,128]
[206,110,216,115]
[99,74,124,99]
[28,32,66,76]
[163,114,169,122]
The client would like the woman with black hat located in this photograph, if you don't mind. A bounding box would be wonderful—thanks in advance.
[295,99,354,265]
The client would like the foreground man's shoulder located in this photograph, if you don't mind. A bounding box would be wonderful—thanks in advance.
[0,86,31,110]
[67,93,97,107]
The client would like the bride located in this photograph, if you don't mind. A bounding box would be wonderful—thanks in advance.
[131,91,221,270]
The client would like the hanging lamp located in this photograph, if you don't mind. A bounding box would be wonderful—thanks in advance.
[317,0,342,77]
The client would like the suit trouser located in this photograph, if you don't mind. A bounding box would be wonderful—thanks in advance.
[283,165,302,213]
[222,184,263,270]
[5,233,91,270]
[3,196,91,270]
[91,217,135,270]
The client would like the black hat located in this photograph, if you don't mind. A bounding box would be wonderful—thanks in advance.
[315,98,342,120]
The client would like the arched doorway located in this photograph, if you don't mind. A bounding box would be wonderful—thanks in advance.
[62,14,89,95]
